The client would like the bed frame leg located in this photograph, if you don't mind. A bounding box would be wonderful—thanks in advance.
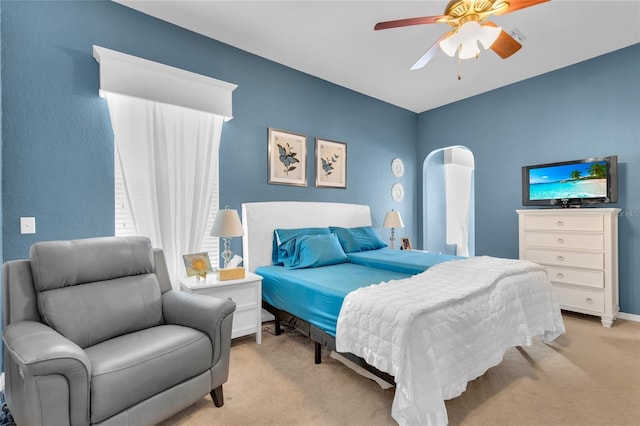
[315,341,322,364]
[274,316,281,335]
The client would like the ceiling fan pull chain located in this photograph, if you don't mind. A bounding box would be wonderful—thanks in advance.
[457,44,463,80]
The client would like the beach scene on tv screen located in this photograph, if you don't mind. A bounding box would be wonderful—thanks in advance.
[529,161,607,200]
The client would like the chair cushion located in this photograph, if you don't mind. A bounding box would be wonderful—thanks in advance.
[85,325,213,424]
[38,274,163,348]
[29,236,155,291]
[30,236,163,348]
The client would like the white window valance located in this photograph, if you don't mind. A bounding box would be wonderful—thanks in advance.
[93,45,237,120]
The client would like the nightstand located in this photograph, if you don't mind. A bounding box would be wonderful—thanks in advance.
[180,271,263,343]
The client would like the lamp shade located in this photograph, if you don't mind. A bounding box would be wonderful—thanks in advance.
[439,21,501,59]
[210,207,243,237]
[383,210,404,228]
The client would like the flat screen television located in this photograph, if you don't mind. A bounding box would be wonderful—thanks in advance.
[522,156,618,207]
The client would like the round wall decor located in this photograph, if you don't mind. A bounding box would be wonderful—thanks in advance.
[391,157,404,177]
[391,182,404,202]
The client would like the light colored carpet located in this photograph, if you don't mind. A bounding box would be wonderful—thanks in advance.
[159,312,640,426]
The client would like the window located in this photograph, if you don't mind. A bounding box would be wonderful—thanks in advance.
[95,45,236,284]
[114,152,221,268]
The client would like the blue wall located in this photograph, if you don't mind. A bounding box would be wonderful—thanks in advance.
[1,1,417,263]
[417,43,640,315]
[1,1,638,317]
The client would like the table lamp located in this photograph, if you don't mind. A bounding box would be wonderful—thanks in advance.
[383,209,404,249]
[210,206,244,268]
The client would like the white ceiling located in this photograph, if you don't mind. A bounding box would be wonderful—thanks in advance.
[117,0,640,113]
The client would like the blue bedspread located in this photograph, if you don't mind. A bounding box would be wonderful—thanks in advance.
[257,263,410,336]
[347,248,461,275]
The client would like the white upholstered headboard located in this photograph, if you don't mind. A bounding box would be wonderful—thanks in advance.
[241,201,372,272]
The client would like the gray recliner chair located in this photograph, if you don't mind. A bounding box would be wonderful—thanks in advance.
[2,236,236,425]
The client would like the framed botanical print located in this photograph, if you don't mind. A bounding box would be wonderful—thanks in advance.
[315,138,347,188]
[268,128,307,186]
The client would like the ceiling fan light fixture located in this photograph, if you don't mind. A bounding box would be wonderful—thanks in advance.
[439,33,464,57]
[439,21,502,59]
[376,0,549,71]
[458,39,481,60]
[478,23,501,49]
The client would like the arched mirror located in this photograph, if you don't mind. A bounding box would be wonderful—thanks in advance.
[423,146,475,257]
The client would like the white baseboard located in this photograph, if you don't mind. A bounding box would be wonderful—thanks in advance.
[617,312,640,322]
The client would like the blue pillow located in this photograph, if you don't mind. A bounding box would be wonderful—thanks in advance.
[284,233,348,270]
[329,226,387,253]
[272,227,332,265]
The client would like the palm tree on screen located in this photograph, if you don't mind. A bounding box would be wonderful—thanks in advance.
[588,162,607,179]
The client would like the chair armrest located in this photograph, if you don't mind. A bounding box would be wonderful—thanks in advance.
[3,320,91,425]
[162,290,236,364]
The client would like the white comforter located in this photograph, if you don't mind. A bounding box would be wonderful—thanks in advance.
[335,256,565,426]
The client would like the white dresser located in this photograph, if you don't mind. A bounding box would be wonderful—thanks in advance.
[517,208,620,327]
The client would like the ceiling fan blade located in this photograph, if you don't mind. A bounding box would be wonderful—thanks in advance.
[409,42,440,71]
[374,15,445,31]
[493,0,550,16]
[409,32,452,70]
[484,22,522,59]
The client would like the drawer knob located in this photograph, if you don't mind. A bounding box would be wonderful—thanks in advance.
[557,238,565,244]
[556,255,565,261]
[557,221,565,227]
[585,298,593,304]
[556,273,564,279]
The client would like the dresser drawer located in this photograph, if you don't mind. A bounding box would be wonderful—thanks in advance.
[201,285,258,309]
[231,309,259,338]
[524,214,603,232]
[525,249,603,270]
[544,266,604,289]
[553,285,604,313]
[221,285,258,308]
[524,232,604,250]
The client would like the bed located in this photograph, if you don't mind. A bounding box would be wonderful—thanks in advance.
[242,201,565,426]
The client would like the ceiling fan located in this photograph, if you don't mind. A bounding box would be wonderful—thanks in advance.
[374,0,549,73]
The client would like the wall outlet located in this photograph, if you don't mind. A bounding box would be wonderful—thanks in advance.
[20,217,36,234]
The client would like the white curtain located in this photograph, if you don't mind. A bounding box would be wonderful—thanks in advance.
[106,93,223,288]
[444,148,474,257]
